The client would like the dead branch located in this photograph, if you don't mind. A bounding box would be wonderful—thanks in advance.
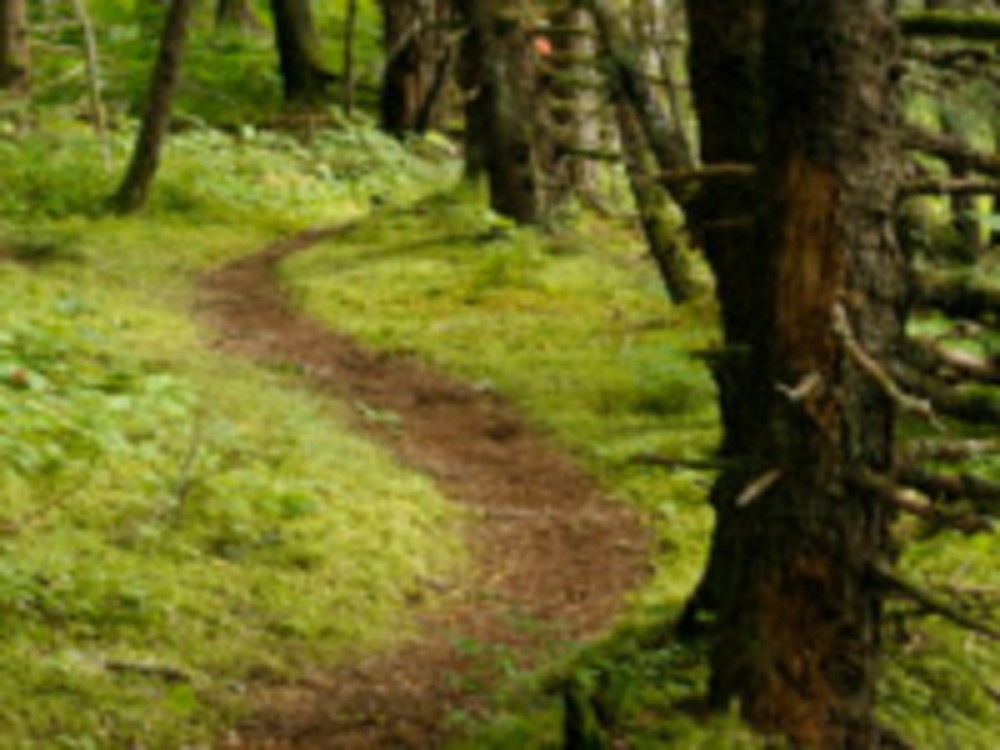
[896,465,1000,513]
[657,163,756,189]
[872,562,1000,640]
[893,362,1000,426]
[915,270,1000,324]
[853,470,992,534]
[900,437,1000,463]
[905,337,1000,386]
[832,304,942,428]
[901,177,1000,198]
[904,125,1000,179]
[899,10,1000,42]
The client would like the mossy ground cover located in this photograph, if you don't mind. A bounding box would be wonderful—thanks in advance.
[284,191,1000,749]
[0,120,463,747]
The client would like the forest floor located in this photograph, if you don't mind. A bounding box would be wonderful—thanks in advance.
[199,222,652,749]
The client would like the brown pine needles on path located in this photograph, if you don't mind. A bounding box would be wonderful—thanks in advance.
[199,221,651,749]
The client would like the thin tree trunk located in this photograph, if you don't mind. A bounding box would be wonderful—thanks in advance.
[69,0,110,166]
[0,0,29,95]
[112,0,196,213]
[342,0,358,115]
[701,2,906,746]
[615,100,697,303]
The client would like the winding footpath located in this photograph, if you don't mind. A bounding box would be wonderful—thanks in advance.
[198,222,650,749]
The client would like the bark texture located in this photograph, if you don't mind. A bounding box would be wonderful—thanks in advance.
[269,0,334,106]
[456,0,544,223]
[677,0,767,635]
[0,0,29,94]
[696,2,907,746]
[112,0,196,213]
[380,0,451,134]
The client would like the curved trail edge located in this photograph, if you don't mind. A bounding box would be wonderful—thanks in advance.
[199,222,651,749]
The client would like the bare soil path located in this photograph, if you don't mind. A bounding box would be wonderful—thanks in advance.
[199,222,651,749]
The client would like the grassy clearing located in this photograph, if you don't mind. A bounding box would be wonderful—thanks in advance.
[0,121,463,747]
[284,192,1000,748]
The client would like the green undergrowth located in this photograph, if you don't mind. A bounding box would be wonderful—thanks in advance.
[0,116,453,231]
[284,192,1000,748]
[0,123,463,747]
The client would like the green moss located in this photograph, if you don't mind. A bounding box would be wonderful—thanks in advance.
[0,120,465,746]
[281,197,734,744]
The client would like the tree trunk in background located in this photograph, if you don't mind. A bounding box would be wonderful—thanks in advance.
[547,7,599,203]
[616,99,697,303]
[342,0,358,115]
[695,1,906,745]
[112,0,196,213]
[269,0,334,106]
[0,0,29,94]
[380,0,452,135]
[456,0,544,223]
[216,0,261,32]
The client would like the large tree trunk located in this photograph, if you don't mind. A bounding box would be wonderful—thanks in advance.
[675,0,767,637]
[0,0,29,94]
[112,0,196,213]
[697,1,906,746]
[269,0,334,106]
[456,0,544,223]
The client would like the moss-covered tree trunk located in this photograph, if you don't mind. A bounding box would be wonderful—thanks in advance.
[0,0,29,94]
[615,99,697,304]
[112,0,196,214]
[269,0,333,106]
[696,1,906,745]
[547,7,599,202]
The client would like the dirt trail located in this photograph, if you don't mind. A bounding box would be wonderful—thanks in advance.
[199,224,651,749]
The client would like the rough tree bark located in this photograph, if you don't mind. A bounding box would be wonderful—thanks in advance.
[694,2,907,746]
[379,0,450,134]
[0,0,29,94]
[456,0,544,223]
[112,0,196,213]
[269,0,335,106]
[547,6,599,202]
[675,0,767,637]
